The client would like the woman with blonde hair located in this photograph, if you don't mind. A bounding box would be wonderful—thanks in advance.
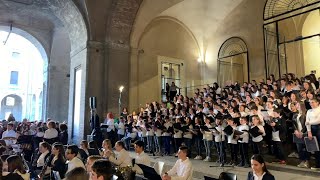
[100,139,115,159]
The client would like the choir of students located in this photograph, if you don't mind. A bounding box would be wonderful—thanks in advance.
[114,72,320,170]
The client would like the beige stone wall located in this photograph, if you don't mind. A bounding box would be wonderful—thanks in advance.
[302,11,320,77]
[129,18,200,111]
[129,0,267,111]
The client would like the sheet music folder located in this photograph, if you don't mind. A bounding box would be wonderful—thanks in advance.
[136,163,162,180]
[292,133,307,144]
[304,136,320,152]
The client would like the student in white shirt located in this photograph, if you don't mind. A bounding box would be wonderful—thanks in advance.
[247,154,275,180]
[237,117,250,167]
[36,142,51,176]
[251,115,265,155]
[105,141,132,167]
[43,121,58,139]
[132,140,151,175]
[162,146,193,180]
[65,145,85,173]
[305,98,320,170]
[117,117,125,140]
[2,123,17,146]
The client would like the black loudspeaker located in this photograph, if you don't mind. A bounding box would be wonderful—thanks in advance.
[89,97,97,109]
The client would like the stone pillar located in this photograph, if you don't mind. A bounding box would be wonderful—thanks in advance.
[47,28,71,122]
[104,42,130,117]
[67,40,131,144]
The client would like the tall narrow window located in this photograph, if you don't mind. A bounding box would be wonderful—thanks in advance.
[10,71,19,85]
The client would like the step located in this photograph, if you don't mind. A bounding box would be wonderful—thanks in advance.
[139,153,320,180]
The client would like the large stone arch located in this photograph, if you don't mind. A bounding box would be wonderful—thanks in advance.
[129,16,201,110]
[0,94,23,120]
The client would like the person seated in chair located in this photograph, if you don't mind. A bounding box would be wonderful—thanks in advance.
[2,123,17,146]
[43,121,58,143]
[105,141,132,167]
[90,159,114,180]
[65,145,85,173]
[162,146,193,180]
[132,140,151,175]
[247,154,275,180]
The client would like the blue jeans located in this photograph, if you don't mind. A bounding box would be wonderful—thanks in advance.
[162,136,171,154]
[154,136,162,153]
[147,136,154,153]
[184,138,192,157]
[204,140,213,157]
[216,141,226,164]
[194,137,202,156]
[311,125,320,168]
[296,142,310,161]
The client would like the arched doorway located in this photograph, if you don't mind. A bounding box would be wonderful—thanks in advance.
[217,37,249,86]
[263,0,320,79]
[0,95,22,120]
[0,29,47,121]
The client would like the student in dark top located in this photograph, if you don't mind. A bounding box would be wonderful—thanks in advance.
[0,157,24,180]
[50,143,67,179]
[247,154,275,180]
[59,123,68,145]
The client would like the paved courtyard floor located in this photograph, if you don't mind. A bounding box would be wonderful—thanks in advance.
[129,152,320,180]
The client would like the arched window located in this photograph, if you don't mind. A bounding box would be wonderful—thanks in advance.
[264,0,320,79]
[218,37,249,86]
[264,0,320,20]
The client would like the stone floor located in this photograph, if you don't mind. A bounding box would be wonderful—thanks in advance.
[130,152,320,180]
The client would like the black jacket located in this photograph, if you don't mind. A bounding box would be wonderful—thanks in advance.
[247,171,275,180]
[291,112,307,133]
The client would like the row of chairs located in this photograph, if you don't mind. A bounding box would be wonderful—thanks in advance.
[143,161,236,180]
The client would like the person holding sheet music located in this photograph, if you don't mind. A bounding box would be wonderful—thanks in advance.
[225,117,238,166]
[237,116,250,167]
[117,117,125,141]
[173,118,183,156]
[201,116,214,162]
[270,109,287,164]
[154,117,164,156]
[162,116,173,156]
[183,117,193,157]
[213,116,226,167]
[192,117,203,160]
[305,98,320,170]
[291,103,310,168]
[146,117,155,154]
[250,115,265,154]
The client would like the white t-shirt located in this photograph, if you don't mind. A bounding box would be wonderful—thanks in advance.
[44,128,58,139]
